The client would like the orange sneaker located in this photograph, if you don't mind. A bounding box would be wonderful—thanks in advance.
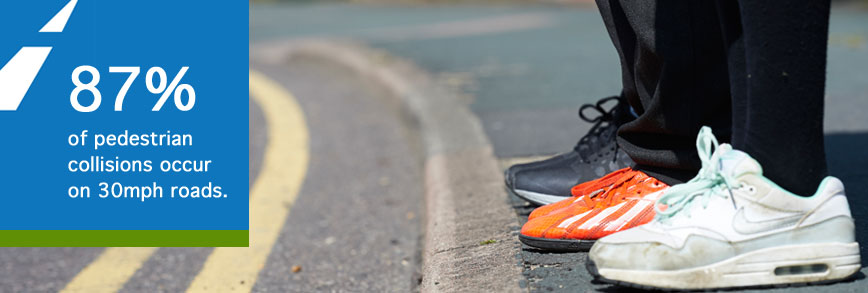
[519,169,668,251]
[527,168,632,220]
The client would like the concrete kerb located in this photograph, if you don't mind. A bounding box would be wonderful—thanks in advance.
[252,40,524,292]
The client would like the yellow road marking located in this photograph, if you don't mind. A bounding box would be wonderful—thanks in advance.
[185,70,310,292]
[60,247,158,293]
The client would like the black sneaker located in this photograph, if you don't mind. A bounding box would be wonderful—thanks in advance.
[505,96,635,206]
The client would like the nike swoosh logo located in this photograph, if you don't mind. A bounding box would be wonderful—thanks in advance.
[732,208,804,235]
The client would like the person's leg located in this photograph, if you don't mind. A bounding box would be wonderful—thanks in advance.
[731,0,831,196]
[518,0,738,251]
[715,0,746,145]
[503,0,641,206]
[595,0,636,104]
[612,0,733,185]
[589,2,859,288]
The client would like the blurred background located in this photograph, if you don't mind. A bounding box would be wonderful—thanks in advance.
[251,0,868,157]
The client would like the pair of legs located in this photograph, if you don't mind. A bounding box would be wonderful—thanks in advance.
[518,3,859,288]
[599,0,831,196]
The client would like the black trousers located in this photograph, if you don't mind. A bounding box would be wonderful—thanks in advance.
[597,0,831,196]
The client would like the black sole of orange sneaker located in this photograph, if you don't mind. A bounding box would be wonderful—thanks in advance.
[518,234,595,252]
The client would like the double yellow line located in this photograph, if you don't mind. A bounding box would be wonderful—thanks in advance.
[61,70,309,292]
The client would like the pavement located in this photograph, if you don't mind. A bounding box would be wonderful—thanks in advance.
[1,2,867,292]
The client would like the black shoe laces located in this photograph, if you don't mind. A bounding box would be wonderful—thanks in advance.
[573,96,624,162]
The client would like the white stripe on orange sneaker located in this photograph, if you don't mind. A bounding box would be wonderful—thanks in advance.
[604,200,650,232]
[557,209,593,229]
[604,189,666,232]
[577,202,625,230]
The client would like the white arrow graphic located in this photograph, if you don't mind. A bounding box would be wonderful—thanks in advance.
[0,0,78,111]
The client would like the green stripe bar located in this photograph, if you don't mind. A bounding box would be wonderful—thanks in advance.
[0,230,248,247]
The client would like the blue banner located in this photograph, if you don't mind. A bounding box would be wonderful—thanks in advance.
[0,1,249,234]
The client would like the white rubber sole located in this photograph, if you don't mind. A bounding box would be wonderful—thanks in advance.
[597,242,861,290]
[512,189,569,206]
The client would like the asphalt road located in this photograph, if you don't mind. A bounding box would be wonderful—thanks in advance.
[250,56,425,292]
[0,49,425,293]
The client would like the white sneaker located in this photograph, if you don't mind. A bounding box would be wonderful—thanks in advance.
[586,126,861,290]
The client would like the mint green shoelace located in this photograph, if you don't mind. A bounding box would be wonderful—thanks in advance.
[654,126,739,221]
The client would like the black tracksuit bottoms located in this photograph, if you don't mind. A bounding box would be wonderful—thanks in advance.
[596,0,831,197]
